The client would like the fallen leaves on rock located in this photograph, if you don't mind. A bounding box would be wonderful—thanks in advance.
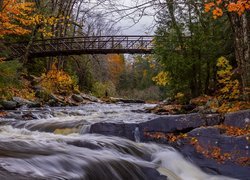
[216,125,250,136]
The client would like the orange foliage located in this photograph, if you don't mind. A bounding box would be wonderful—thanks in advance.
[0,111,7,117]
[144,130,249,165]
[236,157,250,166]
[217,125,250,136]
[191,140,232,163]
[144,132,187,143]
[0,0,35,37]
[107,54,125,85]
[0,0,65,38]
[205,0,250,18]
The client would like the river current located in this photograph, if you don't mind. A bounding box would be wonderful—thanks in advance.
[0,103,238,180]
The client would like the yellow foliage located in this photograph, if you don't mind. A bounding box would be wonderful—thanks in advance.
[40,64,78,95]
[152,71,171,86]
[210,57,242,113]
[216,57,240,101]
[175,92,185,99]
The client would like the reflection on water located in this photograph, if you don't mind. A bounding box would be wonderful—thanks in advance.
[0,103,238,180]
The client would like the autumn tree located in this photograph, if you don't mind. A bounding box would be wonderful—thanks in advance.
[0,0,35,37]
[205,0,250,101]
[107,54,125,85]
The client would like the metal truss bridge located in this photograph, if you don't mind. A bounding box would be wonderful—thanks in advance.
[8,36,154,59]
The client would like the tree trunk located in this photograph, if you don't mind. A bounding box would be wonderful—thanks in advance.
[0,0,3,11]
[228,13,250,101]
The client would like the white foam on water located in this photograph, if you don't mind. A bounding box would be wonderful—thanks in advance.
[152,150,238,180]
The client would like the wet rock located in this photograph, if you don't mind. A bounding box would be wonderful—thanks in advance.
[12,97,33,106]
[72,94,84,102]
[27,101,42,108]
[0,104,3,110]
[180,127,250,179]
[224,109,250,128]
[109,97,145,104]
[140,113,206,134]
[203,114,222,126]
[1,100,18,110]
[90,111,246,141]
[177,142,250,180]
[21,112,38,120]
[182,104,196,112]
[47,99,59,107]
[81,93,100,102]
[90,113,222,141]
[66,140,101,150]
[90,122,138,141]
[120,99,145,103]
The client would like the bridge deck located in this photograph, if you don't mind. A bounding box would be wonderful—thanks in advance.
[8,36,154,58]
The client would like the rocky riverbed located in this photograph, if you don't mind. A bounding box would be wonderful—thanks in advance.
[90,109,250,179]
[0,102,249,179]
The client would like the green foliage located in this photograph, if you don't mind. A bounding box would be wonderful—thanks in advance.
[0,60,21,99]
[154,2,234,99]
[24,58,47,76]
[92,81,117,97]
[0,60,35,100]
[0,60,21,89]
[116,55,165,100]
[118,86,162,101]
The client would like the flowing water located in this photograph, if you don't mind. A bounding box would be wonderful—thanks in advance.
[0,103,238,180]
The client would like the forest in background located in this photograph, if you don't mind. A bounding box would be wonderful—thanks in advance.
[0,0,249,112]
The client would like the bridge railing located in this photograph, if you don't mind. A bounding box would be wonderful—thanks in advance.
[8,36,155,58]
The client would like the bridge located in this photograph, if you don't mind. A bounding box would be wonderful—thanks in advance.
[7,35,154,59]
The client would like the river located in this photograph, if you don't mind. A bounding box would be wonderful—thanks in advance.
[0,103,238,180]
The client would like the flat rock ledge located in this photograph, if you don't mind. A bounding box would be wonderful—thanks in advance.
[90,109,250,180]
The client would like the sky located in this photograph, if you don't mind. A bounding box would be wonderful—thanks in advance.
[117,16,155,35]
[88,0,156,35]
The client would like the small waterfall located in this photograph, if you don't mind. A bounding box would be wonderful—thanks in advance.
[152,150,237,180]
[79,124,91,134]
[134,127,140,143]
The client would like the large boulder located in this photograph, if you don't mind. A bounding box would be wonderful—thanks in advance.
[72,94,84,103]
[89,110,249,179]
[90,122,138,141]
[1,100,18,110]
[81,93,100,102]
[179,127,250,179]
[224,109,250,128]
[90,113,222,142]
[140,114,205,133]
[12,97,33,107]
